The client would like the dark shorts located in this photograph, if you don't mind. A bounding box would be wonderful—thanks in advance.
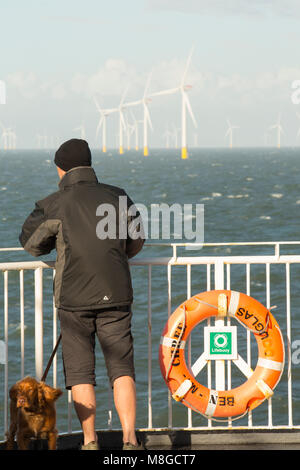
[58,306,135,389]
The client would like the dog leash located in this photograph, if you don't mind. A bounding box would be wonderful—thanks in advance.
[41,334,62,383]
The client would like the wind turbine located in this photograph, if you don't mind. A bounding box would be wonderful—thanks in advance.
[94,97,116,153]
[163,124,172,148]
[124,113,136,150]
[0,80,5,105]
[114,87,130,154]
[129,111,140,151]
[225,118,239,148]
[73,123,86,140]
[36,134,43,149]
[270,114,284,149]
[172,125,180,149]
[8,129,17,149]
[150,47,197,159]
[296,112,300,141]
[122,74,154,156]
[127,111,140,151]
[140,74,153,156]
[0,122,10,150]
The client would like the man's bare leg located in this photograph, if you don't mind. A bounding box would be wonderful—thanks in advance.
[113,375,138,446]
[72,378,138,447]
[72,384,97,445]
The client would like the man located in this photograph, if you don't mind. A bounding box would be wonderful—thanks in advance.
[19,139,145,450]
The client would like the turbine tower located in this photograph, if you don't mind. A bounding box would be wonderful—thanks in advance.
[225,118,239,148]
[141,74,153,156]
[163,124,172,148]
[270,114,284,149]
[0,80,6,105]
[150,47,197,159]
[116,87,129,154]
[8,129,17,149]
[0,122,10,150]
[296,112,300,141]
[129,111,140,151]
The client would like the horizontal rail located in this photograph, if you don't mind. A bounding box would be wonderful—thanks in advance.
[2,241,300,250]
[2,253,300,271]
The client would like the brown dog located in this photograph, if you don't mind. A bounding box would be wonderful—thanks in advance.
[6,376,62,450]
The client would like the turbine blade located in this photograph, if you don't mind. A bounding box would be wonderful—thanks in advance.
[124,99,142,107]
[150,87,180,97]
[120,86,129,106]
[120,111,126,130]
[105,107,118,114]
[93,96,102,113]
[183,92,197,128]
[144,71,153,98]
[96,117,104,138]
[145,105,153,130]
[181,45,195,86]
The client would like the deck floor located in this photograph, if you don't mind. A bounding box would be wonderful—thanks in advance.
[2,429,300,451]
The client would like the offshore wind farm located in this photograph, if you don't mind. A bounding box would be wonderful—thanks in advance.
[1,46,300,156]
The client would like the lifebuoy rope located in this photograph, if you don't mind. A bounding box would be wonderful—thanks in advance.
[194,297,272,336]
[182,397,249,423]
[165,304,187,381]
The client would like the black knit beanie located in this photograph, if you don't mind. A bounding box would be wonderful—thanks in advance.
[54,138,91,171]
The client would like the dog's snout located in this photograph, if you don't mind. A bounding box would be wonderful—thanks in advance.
[17,396,26,407]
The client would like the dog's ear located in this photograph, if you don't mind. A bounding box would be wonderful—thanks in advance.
[39,382,63,403]
[9,383,19,400]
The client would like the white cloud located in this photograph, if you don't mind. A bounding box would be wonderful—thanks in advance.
[70,59,145,103]
[51,83,67,100]
[146,0,300,19]
[6,71,39,99]
[6,72,67,101]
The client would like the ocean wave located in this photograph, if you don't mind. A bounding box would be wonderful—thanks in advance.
[8,323,27,334]
[271,193,283,198]
[227,194,249,198]
[259,215,271,220]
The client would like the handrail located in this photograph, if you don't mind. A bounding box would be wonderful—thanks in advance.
[2,253,300,271]
[2,240,300,251]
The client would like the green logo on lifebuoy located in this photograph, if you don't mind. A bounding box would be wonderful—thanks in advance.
[210,332,232,355]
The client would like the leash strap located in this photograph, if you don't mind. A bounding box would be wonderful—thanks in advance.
[41,334,62,382]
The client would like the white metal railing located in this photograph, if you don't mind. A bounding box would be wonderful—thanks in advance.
[1,241,300,440]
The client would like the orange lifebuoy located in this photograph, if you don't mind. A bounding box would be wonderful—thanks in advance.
[159,290,285,419]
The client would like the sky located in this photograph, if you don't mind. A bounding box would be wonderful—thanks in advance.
[1,0,300,149]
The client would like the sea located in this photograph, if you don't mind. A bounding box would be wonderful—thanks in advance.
[0,146,300,439]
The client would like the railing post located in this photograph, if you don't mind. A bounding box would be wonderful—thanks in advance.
[34,268,43,381]
[4,271,8,435]
[214,260,225,391]
[148,264,152,429]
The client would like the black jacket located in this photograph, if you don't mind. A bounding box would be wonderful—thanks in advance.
[19,166,144,311]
